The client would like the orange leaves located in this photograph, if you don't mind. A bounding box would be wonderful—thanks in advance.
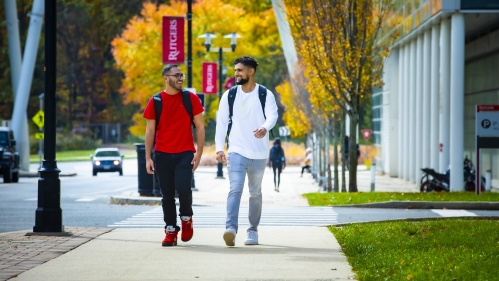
[112,0,282,136]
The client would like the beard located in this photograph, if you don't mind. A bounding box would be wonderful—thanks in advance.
[168,78,183,90]
[235,76,249,85]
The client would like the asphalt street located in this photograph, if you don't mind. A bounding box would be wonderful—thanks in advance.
[1,160,499,233]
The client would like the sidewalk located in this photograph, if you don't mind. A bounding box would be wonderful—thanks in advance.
[3,165,496,280]
[2,166,358,281]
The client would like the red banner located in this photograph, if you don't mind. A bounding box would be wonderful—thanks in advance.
[162,16,184,64]
[224,77,235,90]
[202,62,217,94]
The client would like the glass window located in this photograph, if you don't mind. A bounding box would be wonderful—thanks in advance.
[95,150,120,157]
[0,132,8,146]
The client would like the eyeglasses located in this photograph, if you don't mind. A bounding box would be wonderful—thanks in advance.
[165,73,186,79]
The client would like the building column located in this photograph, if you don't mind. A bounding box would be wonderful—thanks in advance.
[439,18,451,174]
[388,48,399,176]
[408,39,417,183]
[422,29,431,169]
[450,13,465,191]
[415,35,424,182]
[430,24,441,170]
[403,42,411,181]
[398,45,405,178]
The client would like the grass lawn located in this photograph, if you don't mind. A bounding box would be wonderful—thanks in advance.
[304,192,499,206]
[331,219,499,280]
[29,149,137,163]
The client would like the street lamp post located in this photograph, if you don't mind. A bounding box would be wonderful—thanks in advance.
[30,0,67,235]
[198,32,242,179]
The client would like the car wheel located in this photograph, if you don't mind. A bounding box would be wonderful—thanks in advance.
[119,169,123,176]
[3,167,12,183]
[93,170,97,176]
[12,171,19,183]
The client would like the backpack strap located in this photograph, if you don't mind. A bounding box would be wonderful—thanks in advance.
[153,92,162,131]
[225,86,238,148]
[258,85,275,138]
[182,90,196,128]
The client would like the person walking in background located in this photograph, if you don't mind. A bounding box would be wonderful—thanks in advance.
[268,138,286,192]
[301,147,312,177]
[143,64,205,247]
[342,136,349,170]
[215,56,278,247]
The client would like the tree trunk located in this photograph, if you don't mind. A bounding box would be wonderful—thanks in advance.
[326,125,332,192]
[341,113,346,192]
[333,119,339,192]
[349,111,359,192]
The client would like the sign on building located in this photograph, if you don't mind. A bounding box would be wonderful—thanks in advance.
[475,105,499,195]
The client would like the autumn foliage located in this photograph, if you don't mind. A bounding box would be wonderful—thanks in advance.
[284,0,394,191]
[112,0,283,136]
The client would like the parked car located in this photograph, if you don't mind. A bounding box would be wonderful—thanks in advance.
[0,127,20,183]
[90,147,123,176]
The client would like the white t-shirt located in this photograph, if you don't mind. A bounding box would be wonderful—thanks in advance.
[215,84,278,159]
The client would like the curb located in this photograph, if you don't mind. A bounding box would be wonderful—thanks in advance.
[333,201,499,210]
[20,171,77,178]
[333,215,499,227]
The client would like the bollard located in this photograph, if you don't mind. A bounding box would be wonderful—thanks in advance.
[486,170,491,192]
[134,143,154,196]
[370,163,376,192]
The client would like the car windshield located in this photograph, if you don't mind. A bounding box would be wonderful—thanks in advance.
[0,132,8,146]
[95,151,120,157]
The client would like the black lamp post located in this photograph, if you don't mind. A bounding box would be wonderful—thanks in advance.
[198,32,242,179]
[31,0,67,235]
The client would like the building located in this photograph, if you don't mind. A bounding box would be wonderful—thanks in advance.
[375,0,499,190]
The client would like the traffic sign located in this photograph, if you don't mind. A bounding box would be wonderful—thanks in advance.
[279,126,290,137]
[32,110,44,129]
[35,132,44,140]
[361,129,372,141]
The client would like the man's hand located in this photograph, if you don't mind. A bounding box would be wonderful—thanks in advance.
[253,127,267,139]
[216,151,227,164]
[146,158,155,174]
[191,153,201,172]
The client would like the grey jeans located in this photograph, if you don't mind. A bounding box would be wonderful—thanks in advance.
[226,152,267,233]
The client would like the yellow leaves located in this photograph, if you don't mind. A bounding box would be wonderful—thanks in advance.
[276,80,310,138]
[112,0,282,136]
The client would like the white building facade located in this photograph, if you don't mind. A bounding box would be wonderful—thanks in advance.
[375,0,499,190]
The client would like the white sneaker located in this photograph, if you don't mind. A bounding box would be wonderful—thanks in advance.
[244,230,258,245]
[223,228,236,247]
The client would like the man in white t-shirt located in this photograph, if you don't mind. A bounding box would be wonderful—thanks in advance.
[215,56,278,246]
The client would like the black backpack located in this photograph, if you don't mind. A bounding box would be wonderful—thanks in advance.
[270,146,285,164]
[152,90,195,130]
[225,85,274,147]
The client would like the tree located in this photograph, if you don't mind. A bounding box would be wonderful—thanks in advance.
[112,0,286,136]
[285,0,393,192]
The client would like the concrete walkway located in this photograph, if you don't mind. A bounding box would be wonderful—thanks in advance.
[3,165,497,280]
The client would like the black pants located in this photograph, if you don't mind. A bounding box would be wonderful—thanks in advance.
[154,151,194,229]
[301,165,311,175]
[272,163,282,187]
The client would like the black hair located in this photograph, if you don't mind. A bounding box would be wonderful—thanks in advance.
[233,56,258,72]
[273,138,281,146]
[162,64,179,76]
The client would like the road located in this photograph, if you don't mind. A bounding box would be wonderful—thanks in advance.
[1,161,498,233]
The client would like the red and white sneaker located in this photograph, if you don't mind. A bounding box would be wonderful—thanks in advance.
[162,227,179,246]
[180,216,193,242]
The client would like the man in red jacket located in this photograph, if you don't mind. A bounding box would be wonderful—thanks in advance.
[143,64,205,246]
